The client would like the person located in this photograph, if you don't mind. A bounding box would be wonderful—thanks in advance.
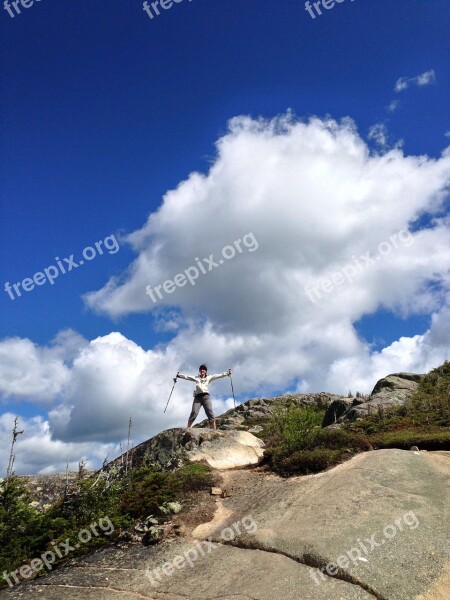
[177,364,231,429]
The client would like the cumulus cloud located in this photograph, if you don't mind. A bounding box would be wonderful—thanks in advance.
[85,115,450,327]
[0,329,87,402]
[48,331,195,443]
[394,69,436,92]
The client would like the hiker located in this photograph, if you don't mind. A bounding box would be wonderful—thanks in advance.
[176,364,232,429]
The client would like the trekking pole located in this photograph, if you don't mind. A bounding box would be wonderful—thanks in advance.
[164,376,178,413]
[229,374,236,408]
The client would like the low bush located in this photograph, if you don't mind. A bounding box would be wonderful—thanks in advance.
[119,468,179,521]
[172,462,215,492]
[310,428,372,452]
[0,462,214,587]
[264,406,323,453]
[264,406,372,476]
[272,448,344,476]
[369,428,450,450]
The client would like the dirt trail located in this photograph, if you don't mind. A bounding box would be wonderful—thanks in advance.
[191,466,282,538]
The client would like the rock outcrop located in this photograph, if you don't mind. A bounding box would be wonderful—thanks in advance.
[107,427,265,471]
[371,372,423,401]
[323,372,424,424]
[3,449,448,600]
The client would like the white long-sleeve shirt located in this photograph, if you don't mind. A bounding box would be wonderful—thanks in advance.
[178,371,228,396]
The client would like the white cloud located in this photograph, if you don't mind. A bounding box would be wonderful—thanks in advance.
[416,70,436,86]
[47,331,195,443]
[85,115,450,325]
[386,99,400,113]
[0,413,116,476]
[0,329,86,402]
[368,123,388,148]
[394,69,436,93]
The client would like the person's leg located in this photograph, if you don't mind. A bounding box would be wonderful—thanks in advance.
[202,394,216,429]
[187,398,201,428]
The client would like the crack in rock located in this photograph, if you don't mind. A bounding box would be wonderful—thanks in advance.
[222,539,381,599]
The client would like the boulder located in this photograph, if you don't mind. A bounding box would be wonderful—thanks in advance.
[106,427,265,472]
[336,373,424,422]
[371,372,423,401]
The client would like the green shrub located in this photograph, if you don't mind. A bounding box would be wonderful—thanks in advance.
[369,428,450,450]
[273,448,344,476]
[0,462,214,588]
[311,428,372,452]
[264,406,372,476]
[172,463,215,492]
[119,468,179,520]
[264,406,322,453]
[0,477,41,576]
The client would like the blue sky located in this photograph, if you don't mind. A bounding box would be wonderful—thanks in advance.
[1,0,449,474]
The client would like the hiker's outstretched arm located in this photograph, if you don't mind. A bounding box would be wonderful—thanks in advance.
[177,373,197,382]
[208,370,230,382]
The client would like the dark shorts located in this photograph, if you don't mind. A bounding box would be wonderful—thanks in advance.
[189,393,214,422]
